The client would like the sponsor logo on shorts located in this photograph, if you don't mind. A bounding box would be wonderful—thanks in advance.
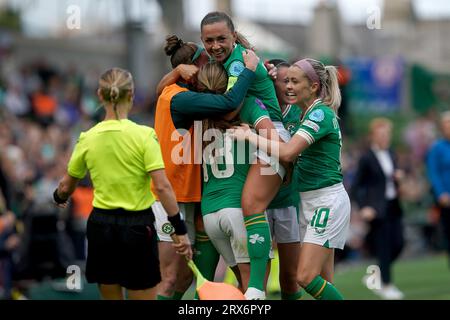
[314,227,326,235]
[162,222,174,235]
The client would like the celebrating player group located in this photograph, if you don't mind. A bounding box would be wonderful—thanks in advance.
[54,11,350,301]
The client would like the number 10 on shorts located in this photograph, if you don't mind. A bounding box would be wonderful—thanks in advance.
[310,208,330,228]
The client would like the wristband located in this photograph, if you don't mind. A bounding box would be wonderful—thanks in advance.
[167,212,188,235]
[53,189,68,204]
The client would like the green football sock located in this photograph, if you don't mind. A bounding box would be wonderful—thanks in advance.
[305,275,344,300]
[156,294,174,300]
[281,289,305,300]
[194,231,220,281]
[193,231,220,300]
[172,291,185,300]
[245,213,271,291]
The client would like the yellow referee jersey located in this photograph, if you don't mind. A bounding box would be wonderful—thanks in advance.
[67,119,165,211]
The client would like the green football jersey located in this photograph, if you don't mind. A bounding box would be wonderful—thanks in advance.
[239,95,270,128]
[268,105,302,209]
[283,104,301,209]
[201,96,270,215]
[267,172,298,209]
[222,43,283,123]
[281,104,302,194]
[294,99,343,192]
[282,104,302,136]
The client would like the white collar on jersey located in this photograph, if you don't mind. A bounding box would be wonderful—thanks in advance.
[282,104,292,118]
[300,98,322,121]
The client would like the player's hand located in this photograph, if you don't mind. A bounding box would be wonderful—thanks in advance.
[229,123,253,142]
[172,234,193,260]
[243,50,259,72]
[360,206,377,221]
[177,64,199,82]
[265,61,277,80]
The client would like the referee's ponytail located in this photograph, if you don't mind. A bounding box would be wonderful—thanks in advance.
[98,68,134,119]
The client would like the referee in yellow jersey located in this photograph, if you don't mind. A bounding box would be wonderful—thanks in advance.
[53,68,192,300]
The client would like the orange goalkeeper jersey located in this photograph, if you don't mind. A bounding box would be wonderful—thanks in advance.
[151,84,202,202]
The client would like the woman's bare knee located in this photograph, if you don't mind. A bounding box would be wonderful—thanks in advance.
[297,268,319,288]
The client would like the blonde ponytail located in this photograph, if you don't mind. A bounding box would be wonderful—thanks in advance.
[110,86,119,101]
[297,59,342,114]
[98,68,134,120]
[323,65,341,113]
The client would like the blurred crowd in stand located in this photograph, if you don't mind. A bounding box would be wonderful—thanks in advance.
[0,52,154,299]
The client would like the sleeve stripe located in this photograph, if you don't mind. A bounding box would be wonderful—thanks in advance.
[67,169,86,180]
[253,116,270,128]
[146,164,166,172]
[296,129,315,145]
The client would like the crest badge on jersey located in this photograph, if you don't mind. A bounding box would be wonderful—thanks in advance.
[229,61,245,77]
[309,109,325,122]
[286,123,296,135]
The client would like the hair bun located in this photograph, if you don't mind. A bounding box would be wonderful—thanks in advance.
[164,35,184,56]
[110,86,119,101]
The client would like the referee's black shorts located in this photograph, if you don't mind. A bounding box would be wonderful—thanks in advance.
[85,207,161,290]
